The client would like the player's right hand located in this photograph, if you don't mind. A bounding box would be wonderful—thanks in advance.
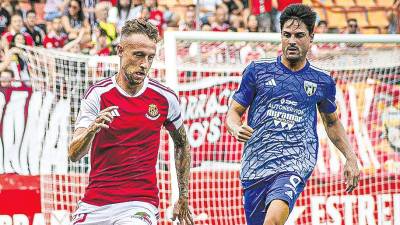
[233,124,254,142]
[88,106,118,133]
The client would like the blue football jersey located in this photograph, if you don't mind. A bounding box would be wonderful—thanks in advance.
[233,56,337,181]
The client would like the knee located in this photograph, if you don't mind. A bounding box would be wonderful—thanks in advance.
[263,216,283,225]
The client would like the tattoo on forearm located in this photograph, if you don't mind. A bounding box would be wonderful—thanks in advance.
[170,125,191,198]
[321,112,354,159]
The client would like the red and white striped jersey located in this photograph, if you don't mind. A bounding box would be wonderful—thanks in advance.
[75,75,182,207]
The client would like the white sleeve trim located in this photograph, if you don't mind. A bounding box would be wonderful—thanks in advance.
[75,89,100,129]
[167,93,183,130]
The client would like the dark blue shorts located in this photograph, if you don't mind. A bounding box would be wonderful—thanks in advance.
[242,172,306,225]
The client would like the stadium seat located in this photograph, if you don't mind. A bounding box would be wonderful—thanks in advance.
[326,6,348,29]
[313,6,327,21]
[355,0,377,7]
[360,26,381,34]
[321,0,335,7]
[334,0,356,7]
[375,0,394,7]
[303,0,313,6]
[178,0,194,5]
[158,0,179,7]
[347,6,369,27]
[367,7,390,28]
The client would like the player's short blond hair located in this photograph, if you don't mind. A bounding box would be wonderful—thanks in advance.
[121,19,159,43]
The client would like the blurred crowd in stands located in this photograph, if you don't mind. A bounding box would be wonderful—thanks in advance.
[0,0,399,86]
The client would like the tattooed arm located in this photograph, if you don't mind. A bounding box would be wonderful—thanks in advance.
[319,110,360,193]
[169,125,194,225]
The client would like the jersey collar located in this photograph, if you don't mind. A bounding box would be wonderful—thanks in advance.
[277,55,310,75]
[112,75,149,98]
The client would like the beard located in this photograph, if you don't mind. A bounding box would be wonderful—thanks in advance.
[123,66,146,86]
[284,46,305,63]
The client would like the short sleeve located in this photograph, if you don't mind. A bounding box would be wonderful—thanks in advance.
[164,94,183,131]
[232,62,257,108]
[318,76,337,113]
[75,88,100,129]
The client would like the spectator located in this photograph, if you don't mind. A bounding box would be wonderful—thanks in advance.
[146,0,166,36]
[94,2,117,46]
[198,0,223,21]
[343,18,363,48]
[83,0,97,27]
[179,7,196,31]
[222,0,244,16]
[212,5,230,31]
[0,69,13,88]
[0,3,11,35]
[229,14,245,32]
[246,14,260,32]
[311,20,339,55]
[250,0,276,32]
[166,13,181,30]
[0,47,21,72]
[315,20,328,33]
[0,0,23,19]
[61,0,90,40]
[201,23,212,31]
[274,0,302,32]
[44,0,65,21]
[2,14,34,50]
[63,29,85,53]
[5,32,29,81]
[1,0,13,16]
[108,0,142,33]
[89,27,111,56]
[344,18,361,34]
[240,42,266,64]
[22,10,45,46]
[9,0,25,18]
[43,16,68,48]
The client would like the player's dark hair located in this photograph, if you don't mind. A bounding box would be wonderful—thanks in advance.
[121,19,159,43]
[26,9,36,17]
[68,0,85,22]
[10,32,27,71]
[347,18,358,24]
[280,4,316,35]
[317,20,327,27]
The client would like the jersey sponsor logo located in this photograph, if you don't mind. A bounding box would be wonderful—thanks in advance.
[304,80,317,96]
[110,108,120,117]
[280,98,297,106]
[266,79,277,87]
[146,104,160,120]
[266,102,304,130]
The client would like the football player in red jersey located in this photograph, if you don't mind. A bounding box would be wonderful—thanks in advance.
[68,19,193,225]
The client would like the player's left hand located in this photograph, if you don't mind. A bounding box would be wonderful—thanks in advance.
[172,197,194,225]
[343,158,360,193]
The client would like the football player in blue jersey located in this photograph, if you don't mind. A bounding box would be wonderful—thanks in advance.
[226,4,360,225]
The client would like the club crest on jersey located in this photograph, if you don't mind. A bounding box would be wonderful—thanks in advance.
[146,104,160,120]
[304,81,317,96]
